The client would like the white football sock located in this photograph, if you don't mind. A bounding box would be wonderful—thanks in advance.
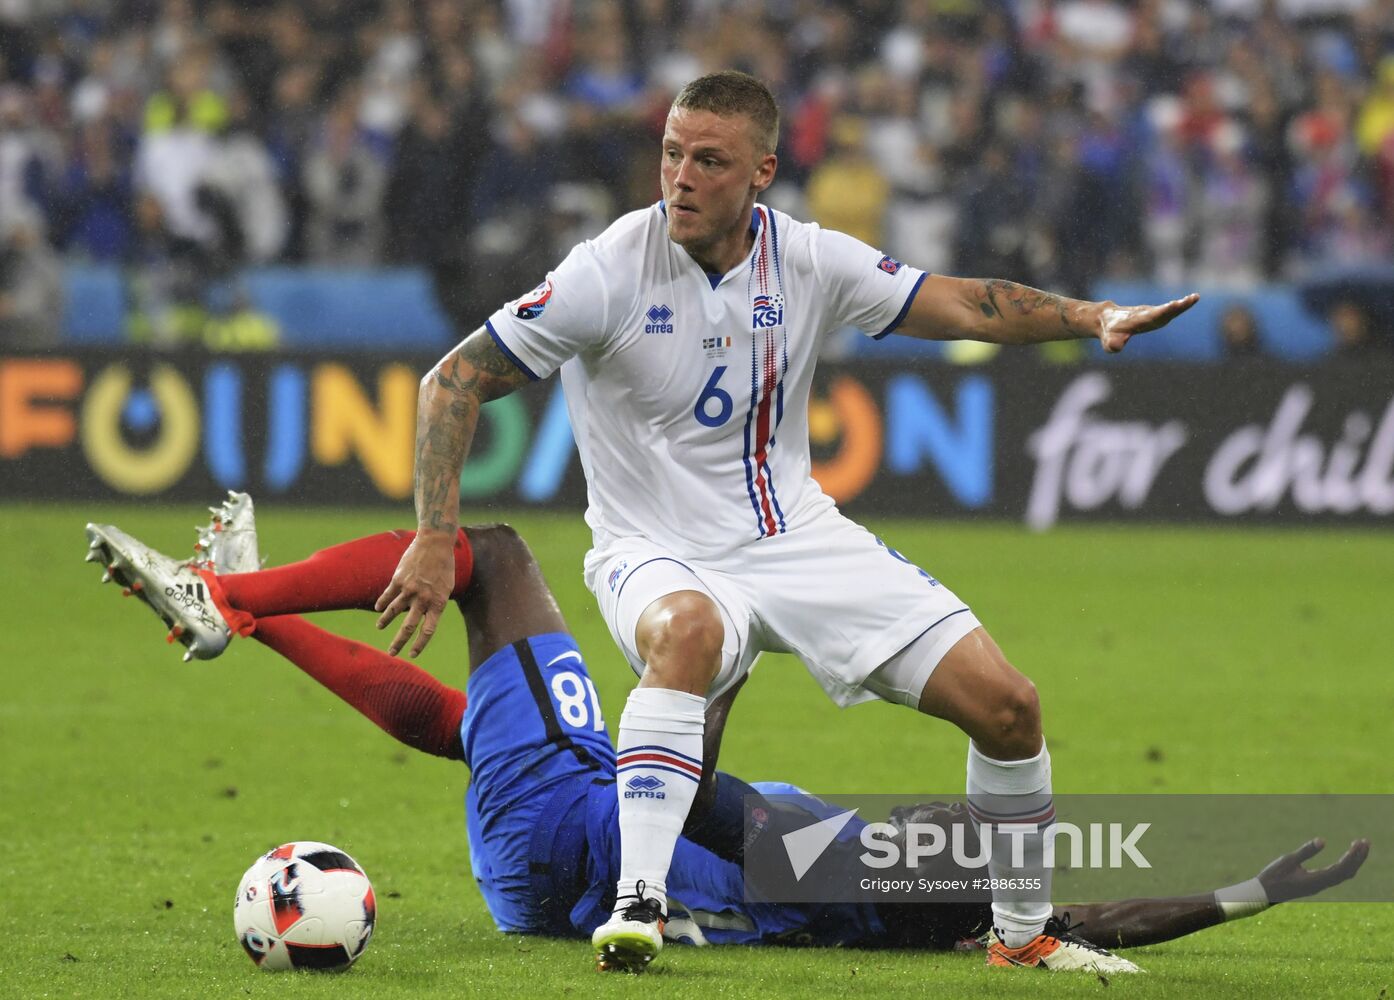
[613,686,706,914]
[967,740,1055,949]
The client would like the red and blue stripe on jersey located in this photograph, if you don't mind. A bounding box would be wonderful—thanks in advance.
[743,207,789,540]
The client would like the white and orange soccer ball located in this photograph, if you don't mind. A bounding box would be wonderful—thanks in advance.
[233,841,376,971]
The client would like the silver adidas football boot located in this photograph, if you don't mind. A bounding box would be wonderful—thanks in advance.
[84,518,236,663]
[194,490,261,575]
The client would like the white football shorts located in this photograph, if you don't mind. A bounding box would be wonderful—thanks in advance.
[584,508,982,707]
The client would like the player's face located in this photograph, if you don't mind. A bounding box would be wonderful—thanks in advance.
[660,108,776,259]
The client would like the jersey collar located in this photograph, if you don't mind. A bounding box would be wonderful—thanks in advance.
[657,201,763,289]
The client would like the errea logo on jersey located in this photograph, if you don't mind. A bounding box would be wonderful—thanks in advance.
[645,304,675,334]
[508,279,553,320]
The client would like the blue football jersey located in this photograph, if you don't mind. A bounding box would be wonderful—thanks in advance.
[570,779,886,947]
[460,633,616,932]
[460,635,891,947]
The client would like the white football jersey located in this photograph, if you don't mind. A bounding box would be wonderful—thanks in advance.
[484,202,926,561]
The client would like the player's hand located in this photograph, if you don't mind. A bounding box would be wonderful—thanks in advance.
[1254,837,1370,904]
[1095,293,1200,353]
[374,530,455,657]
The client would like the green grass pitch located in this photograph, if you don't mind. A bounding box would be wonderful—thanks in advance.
[1,502,1390,998]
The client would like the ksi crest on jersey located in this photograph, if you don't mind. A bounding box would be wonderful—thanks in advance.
[752,293,784,329]
[508,279,554,320]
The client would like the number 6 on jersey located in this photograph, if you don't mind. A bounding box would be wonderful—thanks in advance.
[694,366,733,428]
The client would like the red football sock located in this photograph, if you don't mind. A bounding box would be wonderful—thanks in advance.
[252,614,466,760]
[205,529,474,624]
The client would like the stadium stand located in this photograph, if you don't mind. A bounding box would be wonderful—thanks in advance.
[1,0,1392,355]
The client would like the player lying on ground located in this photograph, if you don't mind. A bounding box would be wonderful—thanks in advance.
[83,495,1369,963]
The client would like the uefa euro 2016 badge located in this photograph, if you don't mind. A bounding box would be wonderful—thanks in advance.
[508,279,554,320]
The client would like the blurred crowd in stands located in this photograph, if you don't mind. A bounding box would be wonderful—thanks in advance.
[1,0,1393,348]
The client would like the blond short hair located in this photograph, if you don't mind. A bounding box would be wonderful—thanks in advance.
[671,71,780,155]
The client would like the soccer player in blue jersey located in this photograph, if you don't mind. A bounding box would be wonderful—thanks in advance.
[86,497,1367,966]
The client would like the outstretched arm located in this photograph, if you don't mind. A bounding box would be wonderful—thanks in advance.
[375,329,531,657]
[896,275,1199,354]
[1059,838,1370,950]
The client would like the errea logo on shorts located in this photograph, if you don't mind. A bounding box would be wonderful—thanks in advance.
[645,304,675,334]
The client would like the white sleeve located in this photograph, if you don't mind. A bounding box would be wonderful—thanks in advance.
[810,227,927,339]
[483,243,609,380]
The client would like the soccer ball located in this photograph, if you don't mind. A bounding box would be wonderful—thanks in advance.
[233,841,376,971]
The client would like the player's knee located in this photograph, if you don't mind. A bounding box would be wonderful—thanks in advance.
[637,593,724,687]
[464,523,532,573]
[987,676,1041,759]
[467,521,524,552]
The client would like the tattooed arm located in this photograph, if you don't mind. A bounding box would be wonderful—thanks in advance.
[374,329,532,657]
[896,275,1199,353]
[413,329,531,533]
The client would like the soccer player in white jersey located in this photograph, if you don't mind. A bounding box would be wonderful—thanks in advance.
[376,71,1199,974]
